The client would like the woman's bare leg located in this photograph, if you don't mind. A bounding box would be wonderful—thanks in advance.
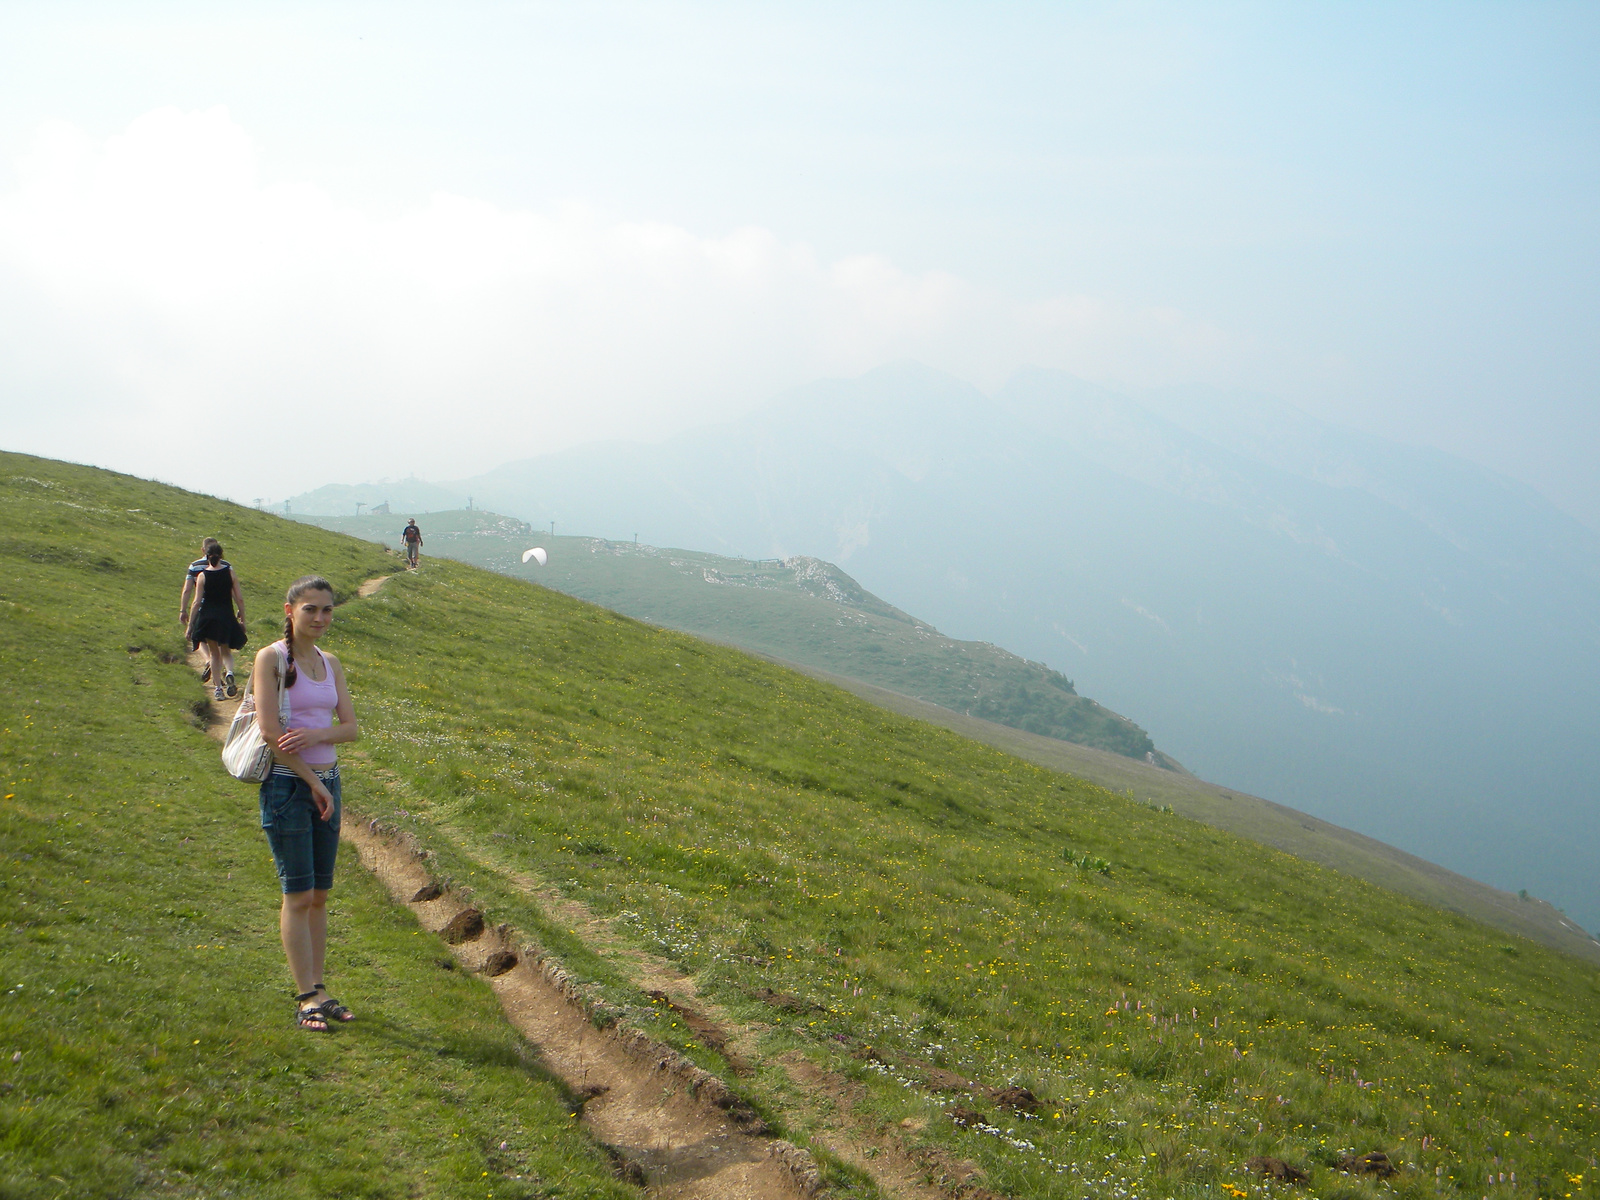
[204,640,227,692]
[280,889,329,995]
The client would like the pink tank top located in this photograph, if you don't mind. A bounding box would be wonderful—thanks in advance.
[284,644,339,766]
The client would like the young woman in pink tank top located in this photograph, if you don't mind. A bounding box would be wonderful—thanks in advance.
[252,575,360,1031]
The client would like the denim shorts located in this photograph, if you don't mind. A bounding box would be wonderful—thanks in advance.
[260,766,342,894]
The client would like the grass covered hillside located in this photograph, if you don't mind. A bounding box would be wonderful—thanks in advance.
[295,509,1173,764]
[0,455,637,1199]
[268,484,1600,1195]
[6,452,1600,1200]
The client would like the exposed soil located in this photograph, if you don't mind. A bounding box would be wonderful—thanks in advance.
[345,818,819,1199]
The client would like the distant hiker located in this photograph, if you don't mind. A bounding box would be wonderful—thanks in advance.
[181,538,248,700]
[401,519,423,568]
[252,575,360,1031]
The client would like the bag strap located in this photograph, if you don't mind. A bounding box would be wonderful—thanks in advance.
[235,650,259,709]
[234,641,290,721]
[275,641,292,726]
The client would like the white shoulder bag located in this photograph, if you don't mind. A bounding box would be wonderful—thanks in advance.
[221,642,291,783]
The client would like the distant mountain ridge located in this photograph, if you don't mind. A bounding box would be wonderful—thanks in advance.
[284,362,1600,927]
[294,507,1176,765]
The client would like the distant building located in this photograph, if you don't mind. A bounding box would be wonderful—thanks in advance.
[372,501,391,515]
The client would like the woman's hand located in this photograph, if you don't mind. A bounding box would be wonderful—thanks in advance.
[309,778,335,821]
[276,728,323,755]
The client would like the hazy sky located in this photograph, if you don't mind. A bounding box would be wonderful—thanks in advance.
[2,2,1597,525]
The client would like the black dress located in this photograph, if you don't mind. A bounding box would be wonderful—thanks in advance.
[189,565,248,650]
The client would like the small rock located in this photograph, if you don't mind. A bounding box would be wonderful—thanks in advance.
[1247,1156,1310,1183]
[440,907,485,944]
[411,882,443,903]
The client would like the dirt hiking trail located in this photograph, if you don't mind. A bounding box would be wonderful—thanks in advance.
[187,572,1005,1200]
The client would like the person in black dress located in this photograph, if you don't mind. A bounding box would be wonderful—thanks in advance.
[180,538,249,699]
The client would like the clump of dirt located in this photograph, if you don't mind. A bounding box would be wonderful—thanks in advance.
[1247,1156,1309,1183]
[947,1106,983,1128]
[439,907,485,944]
[925,1068,974,1093]
[1337,1151,1399,1178]
[481,948,519,976]
[754,987,821,1014]
[991,1086,1039,1114]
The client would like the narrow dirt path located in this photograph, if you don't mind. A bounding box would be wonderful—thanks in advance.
[403,825,979,1200]
[189,576,1005,1199]
[344,821,817,1198]
[189,630,817,1198]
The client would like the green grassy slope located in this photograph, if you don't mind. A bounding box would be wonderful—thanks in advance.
[794,667,1600,964]
[0,454,635,1199]
[299,509,1597,962]
[8,455,1600,1200]
[281,499,1599,1196]
[296,509,1171,764]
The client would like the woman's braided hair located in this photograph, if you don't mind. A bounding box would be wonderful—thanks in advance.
[281,575,335,688]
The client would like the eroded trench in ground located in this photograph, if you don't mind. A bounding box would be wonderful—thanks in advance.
[192,575,1008,1200]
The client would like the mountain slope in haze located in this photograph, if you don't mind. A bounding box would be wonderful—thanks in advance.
[296,508,1174,764]
[292,363,1600,928]
[283,475,469,516]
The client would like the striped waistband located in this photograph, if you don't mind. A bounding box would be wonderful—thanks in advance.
[271,763,339,781]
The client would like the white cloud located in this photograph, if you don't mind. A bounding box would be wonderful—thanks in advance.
[0,107,1245,499]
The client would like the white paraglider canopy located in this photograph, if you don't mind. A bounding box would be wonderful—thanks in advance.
[521,547,548,566]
